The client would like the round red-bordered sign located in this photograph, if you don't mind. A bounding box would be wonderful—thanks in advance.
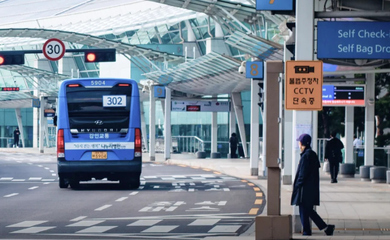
[43,38,65,61]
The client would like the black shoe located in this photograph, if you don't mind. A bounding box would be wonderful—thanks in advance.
[331,179,338,183]
[325,224,335,236]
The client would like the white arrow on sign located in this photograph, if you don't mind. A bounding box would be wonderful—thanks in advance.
[43,38,65,61]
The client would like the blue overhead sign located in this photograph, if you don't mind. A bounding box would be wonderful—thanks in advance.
[317,21,390,59]
[154,86,165,98]
[256,0,293,11]
[245,61,264,79]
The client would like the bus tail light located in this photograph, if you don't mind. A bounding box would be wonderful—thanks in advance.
[134,128,142,157]
[57,129,65,158]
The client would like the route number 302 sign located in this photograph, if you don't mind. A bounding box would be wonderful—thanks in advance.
[103,95,126,107]
[43,38,66,61]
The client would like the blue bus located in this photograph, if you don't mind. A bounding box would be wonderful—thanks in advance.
[57,78,142,189]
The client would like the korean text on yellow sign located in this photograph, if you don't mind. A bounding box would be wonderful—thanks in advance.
[285,61,323,111]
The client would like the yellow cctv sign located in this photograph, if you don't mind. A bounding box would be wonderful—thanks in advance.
[285,61,323,110]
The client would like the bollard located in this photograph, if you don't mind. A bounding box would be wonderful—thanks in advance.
[340,163,355,178]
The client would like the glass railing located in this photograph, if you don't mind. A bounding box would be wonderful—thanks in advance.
[155,136,204,154]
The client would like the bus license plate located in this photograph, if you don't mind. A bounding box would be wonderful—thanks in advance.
[92,151,107,159]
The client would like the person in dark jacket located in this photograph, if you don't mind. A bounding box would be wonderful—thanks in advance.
[229,133,238,158]
[13,127,20,148]
[291,133,335,236]
[325,131,344,183]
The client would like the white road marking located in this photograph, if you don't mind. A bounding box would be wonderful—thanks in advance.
[115,197,128,202]
[50,170,55,172]
[7,221,47,228]
[43,182,50,185]
[0,177,13,181]
[142,225,178,233]
[70,216,87,222]
[129,191,139,196]
[12,179,25,182]
[42,179,55,181]
[208,225,241,233]
[28,186,39,190]
[11,227,55,234]
[94,205,112,211]
[4,193,19,198]
[189,219,220,226]
[67,220,104,227]
[44,167,50,170]
[28,177,42,181]
[128,220,161,226]
[76,226,116,233]
[172,175,186,178]
[161,177,175,180]
[52,174,57,176]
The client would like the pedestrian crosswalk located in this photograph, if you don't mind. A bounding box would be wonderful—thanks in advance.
[6,215,254,236]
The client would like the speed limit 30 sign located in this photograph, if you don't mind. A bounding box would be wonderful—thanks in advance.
[43,38,65,61]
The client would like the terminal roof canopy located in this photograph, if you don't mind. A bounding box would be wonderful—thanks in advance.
[0,0,292,102]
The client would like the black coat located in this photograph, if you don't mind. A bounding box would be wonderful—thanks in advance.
[325,137,344,163]
[291,147,321,207]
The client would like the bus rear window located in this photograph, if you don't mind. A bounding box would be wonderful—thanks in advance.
[66,84,132,131]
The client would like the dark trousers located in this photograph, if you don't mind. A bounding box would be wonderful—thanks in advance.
[299,204,327,235]
[328,161,340,181]
[14,138,19,146]
[230,146,237,158]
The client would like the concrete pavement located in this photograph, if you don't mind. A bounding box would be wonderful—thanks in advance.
[3,147,390,240]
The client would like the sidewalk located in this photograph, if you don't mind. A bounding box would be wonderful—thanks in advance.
[3,148,390,240]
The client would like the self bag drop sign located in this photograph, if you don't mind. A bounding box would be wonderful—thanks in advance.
[317,21,390,59]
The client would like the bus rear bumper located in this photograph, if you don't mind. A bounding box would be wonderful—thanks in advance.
[57,158,142,175]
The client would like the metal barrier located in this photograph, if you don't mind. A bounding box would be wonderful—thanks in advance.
[173,136,204,153]
[317,138,327,162]
[154,136,204,154]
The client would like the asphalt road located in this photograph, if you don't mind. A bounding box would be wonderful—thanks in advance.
[0,152,265,239]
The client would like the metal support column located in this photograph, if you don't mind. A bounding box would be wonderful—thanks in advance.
[149,85,156,161]
[140,102,148,152]
[164,87,171,160]
[283,41,294,185]
[365,73,375,166]
[345,107,354,163]
[228,95,237,158]
[250,79,260,176]
[211,111,218,155]
[232,92,248,158]
[291,0,315,233]
[39,96,46,153]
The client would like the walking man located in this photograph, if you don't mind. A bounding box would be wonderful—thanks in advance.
[325,131,344,183]
[291,133,335,236]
